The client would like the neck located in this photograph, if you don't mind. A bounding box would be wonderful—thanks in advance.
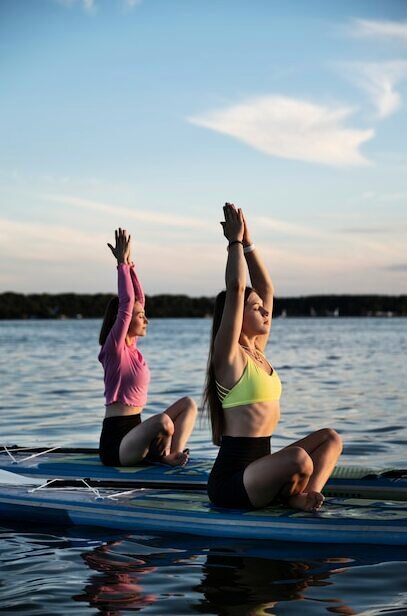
[239,335,256,351]
[126,334,136,346]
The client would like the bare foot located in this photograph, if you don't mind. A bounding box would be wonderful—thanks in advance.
[160,450,189,467]
[287,491,324,512]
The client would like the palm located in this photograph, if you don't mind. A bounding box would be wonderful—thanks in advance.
[107,228,131,263]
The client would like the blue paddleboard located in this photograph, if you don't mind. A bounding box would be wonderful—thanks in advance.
[1,445,406,500]
[0,472,406,546]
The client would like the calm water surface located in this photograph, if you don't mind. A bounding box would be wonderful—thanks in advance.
[0,318,406,614]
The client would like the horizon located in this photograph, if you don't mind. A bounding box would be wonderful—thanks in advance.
[1,0,406,297]
[1,290,406,299]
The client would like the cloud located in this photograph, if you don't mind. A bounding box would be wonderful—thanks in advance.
[188,96,373,167]
[53,0,142,12]
[381,191,407,203]
[253,214,406,259]
[123,0,142,7]
[350,19,407,41]
[53,0,97,13]
[42,194,212,230]
[1,211,405,295]
[253,215,328,241]
[0,218,106,262]
[0,216,221,294]
[340,61,407,118]
[338,227,394,235]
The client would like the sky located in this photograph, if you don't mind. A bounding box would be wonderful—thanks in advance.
[0,0,406,297]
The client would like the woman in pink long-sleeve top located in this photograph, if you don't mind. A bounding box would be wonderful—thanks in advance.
[98,228,197,467]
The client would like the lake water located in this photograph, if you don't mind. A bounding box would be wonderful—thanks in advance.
[0,317,406,614]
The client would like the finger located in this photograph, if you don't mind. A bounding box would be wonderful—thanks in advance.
[115,229,118,243]
[107,243,115,253]
[223,205,232,221]
[229,205,238,221]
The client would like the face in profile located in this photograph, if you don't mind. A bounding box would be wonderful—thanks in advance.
[128,301,148,337]
[242,291,270,337]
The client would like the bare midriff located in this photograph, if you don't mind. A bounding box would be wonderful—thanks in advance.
[105,402,143,418]
[223,400,280,438]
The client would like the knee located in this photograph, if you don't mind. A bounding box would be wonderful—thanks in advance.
[287,446,314,478]
[158,413,174,436]
[322,428,343,454]
[181,396,198,417]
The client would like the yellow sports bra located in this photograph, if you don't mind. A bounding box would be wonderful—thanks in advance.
[216,354,282,409]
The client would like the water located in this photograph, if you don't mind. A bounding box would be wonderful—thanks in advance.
[0,317,406,614]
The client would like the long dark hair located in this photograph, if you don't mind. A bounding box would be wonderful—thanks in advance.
[99,296,119,346]
[203,287,254,445]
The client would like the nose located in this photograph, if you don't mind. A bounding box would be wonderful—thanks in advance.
[261,307,269,317]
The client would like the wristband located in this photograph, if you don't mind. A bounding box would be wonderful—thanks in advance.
[243,244,255,254]
[227,240,243,250]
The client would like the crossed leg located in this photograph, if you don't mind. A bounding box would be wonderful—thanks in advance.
[243,428,342,512]
[283,428,343,494]
[161,396,198,464]
[119,396,197,467]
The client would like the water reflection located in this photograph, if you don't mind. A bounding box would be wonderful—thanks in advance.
[196,552,315,615]
[1,524,406,615]
[73,541,157,611]
[70,533,407,615]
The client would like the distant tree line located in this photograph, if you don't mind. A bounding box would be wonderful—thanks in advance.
[0,292,406,319]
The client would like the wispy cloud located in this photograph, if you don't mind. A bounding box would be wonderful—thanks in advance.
[253,215,405,259]
[340,61,407,118]
[189,96,373,167]
[53,0,97,14]
[42,194,212,230]
[0,218,104,262]
[350,19,407,42]
[381,191,407,203]
[53,0,142,12]
[123,0,142,7]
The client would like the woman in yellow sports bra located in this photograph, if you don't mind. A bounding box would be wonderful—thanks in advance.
[204,204,343,512]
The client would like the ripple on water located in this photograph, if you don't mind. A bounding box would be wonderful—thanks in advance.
[0,318,405,612]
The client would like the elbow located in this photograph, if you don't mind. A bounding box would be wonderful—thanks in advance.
[226,280,246,294]
[266,282,274,296]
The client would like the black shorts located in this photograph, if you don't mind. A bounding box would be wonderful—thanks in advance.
[99,414,141,466]
[207,436,271,509]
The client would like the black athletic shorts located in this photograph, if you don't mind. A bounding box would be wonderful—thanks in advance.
[99,414,142,466]
[207,435,271,509]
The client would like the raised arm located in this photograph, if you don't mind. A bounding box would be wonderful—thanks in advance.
[242,212,274,351]
[213,204,246,367]
[126,239,145,310]
[104,228,134,351]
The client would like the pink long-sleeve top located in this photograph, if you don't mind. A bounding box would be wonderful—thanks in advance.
[98,263,150,407]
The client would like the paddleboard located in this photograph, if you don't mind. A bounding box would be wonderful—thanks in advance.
[0,471,406,545]
[1,445,406,500]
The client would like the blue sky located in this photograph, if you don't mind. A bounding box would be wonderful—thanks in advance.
[1,0,406,296]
